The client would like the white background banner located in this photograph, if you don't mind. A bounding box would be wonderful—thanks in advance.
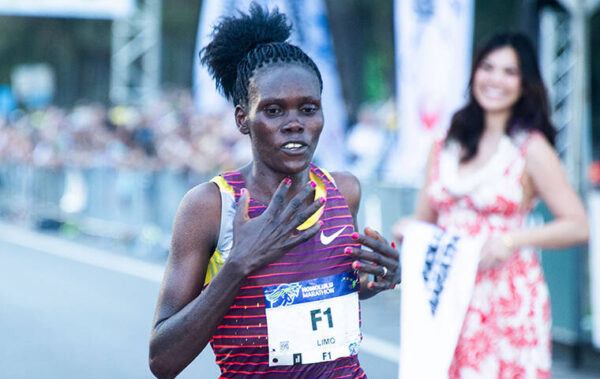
[385,0,474,185]
[0,0,134,19]
[590,191,600,348]
[193,0,347,170]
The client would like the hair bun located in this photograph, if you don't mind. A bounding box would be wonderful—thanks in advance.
[200,3,292,101]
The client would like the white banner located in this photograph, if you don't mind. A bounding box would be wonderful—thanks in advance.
[0,0,134,19]
[193,0,347,170]
[589,190,600,348]
[384,0,474,185]
[399,221,481,379]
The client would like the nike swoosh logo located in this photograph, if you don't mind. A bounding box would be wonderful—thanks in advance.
[320,226,349,246]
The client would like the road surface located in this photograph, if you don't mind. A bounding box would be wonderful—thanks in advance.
[0,223,399,378]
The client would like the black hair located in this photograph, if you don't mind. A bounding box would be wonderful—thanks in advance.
[200,3,323,106]
[447,32,556,162]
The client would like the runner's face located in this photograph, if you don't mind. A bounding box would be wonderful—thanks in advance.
[473,46,522,118]
[237,64,323,175]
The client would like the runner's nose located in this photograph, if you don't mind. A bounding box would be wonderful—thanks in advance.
[281,112,304,133]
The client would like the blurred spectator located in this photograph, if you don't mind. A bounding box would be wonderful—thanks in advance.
[346,102,390,180]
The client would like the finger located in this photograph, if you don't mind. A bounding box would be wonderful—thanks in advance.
[278,180,319,224]
[234,188,251,224]
[344,247,399,271]
[286,219,323,247]
[366,280,395,291]
[365,227,402,248]
[364,226,386,243]
[353,232,399,261]
[264,178,292,217]
[363,228,402,262]
[351,260,396,278]
[287,197,326,232]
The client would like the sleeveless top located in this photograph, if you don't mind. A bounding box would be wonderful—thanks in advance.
[428,132,552,378]
[206,164,366,379]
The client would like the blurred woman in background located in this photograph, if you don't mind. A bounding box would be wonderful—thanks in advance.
[395,33,589,378]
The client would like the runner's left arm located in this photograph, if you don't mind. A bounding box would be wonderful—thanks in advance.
[332,172,400,299]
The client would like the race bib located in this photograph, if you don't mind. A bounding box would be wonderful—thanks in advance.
[263,271,361,366]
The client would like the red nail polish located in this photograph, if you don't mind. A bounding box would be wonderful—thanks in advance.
[368,282,375,289]
[353,261,360,270]
[319,197,326,204]
[344,247,352,255]
[310,180,316,188]
[319,220,324,227]
[391,285,396,290]
[240,188,246,195]
[285,178,291,184]
[351,233,359,240]
[391,241,396,249]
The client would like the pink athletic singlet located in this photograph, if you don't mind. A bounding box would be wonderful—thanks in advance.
[206,164,366,379]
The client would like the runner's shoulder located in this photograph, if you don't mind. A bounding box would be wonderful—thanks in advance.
[180,181,221,215]
[172,181,221,245]
[329,171,361,213]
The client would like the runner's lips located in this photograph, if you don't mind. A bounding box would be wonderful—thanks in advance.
[280,141,309,154]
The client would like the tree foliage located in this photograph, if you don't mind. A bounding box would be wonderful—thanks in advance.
[0,0,570,117]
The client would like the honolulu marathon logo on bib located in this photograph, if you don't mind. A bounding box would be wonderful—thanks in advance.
[263,271,361,366]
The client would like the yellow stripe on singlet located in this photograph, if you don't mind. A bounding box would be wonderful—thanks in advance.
[297,170,327,230]
[205,249,223,285]
[211,175,235,195]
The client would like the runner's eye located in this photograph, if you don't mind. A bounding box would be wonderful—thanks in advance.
[264,105,282,116]
[301,104,319,115]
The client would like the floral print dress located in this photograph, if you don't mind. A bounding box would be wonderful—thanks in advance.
[428,132,552,379]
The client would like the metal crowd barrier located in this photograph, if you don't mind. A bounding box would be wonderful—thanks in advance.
[0,164,419,244]
[0,164,208,257]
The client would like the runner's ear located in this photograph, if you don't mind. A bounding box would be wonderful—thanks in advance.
[235,105,250,135]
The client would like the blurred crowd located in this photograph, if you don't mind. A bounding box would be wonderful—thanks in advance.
[0,90,252,177]
[3,90,597,188]
[0,90,398,180]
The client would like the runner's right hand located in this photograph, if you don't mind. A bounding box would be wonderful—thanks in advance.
[227,178,325,275]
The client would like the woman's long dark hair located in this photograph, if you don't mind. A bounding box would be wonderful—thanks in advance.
[446,32,556,162]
